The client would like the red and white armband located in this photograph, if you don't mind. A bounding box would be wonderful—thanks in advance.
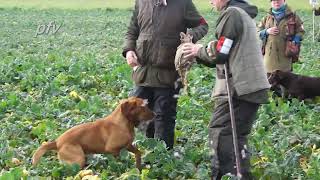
[215,36,234,64]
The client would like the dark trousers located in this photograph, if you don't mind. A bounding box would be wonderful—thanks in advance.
[130,86,178,149]
[209,98,260,180]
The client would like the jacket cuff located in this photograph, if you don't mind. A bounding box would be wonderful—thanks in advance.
[195,46,216,68]
[122,48,135,58]
[122,40,136,57]
[188,23,209,43]
[196,46,207,59]
[259,29,268,40]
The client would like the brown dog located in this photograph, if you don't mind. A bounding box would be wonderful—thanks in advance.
[268,70,320,100]
[32,97,155,169]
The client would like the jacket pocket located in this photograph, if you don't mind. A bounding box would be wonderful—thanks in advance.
[213,77,234,98]
[155,39,179,69]
[156,70,178,87]
[132,66,147,84]
[135,40,148,65]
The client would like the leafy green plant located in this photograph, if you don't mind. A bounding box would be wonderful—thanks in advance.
[0,7,319,179]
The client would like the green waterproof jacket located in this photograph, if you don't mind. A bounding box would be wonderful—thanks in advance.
[122,0,208,88]
[196,0,270,104]
[258,5,305,73]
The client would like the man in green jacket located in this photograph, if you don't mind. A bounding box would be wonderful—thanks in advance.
[181,0,270,179]
[122,0,208,149]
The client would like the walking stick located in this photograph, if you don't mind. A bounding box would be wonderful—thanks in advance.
[310,0,319,42]
[223,63,242,178]
[313,8,315,43]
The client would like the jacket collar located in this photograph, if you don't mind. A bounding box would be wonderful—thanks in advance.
[268,4,294,17]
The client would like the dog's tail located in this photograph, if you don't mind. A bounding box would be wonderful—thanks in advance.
[32,141,57,166]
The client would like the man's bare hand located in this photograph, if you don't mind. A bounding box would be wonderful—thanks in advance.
[267,27,279,36]
[126,51,139,67]
[181,43,203,59]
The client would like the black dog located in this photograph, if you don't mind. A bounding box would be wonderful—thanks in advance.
[268,70,320,100]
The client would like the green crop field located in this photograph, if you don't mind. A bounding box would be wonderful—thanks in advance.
[0,0,320,179]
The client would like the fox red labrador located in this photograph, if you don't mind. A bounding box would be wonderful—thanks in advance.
[32,97,154,170]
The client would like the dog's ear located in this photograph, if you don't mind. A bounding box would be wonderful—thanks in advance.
[121,101,133,118]
[274,70,281,74]
[275,70,285,80]
[268,71,280,86]
[270,70,281,80]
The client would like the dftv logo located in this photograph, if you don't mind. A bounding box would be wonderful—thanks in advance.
[34,21,62,37]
